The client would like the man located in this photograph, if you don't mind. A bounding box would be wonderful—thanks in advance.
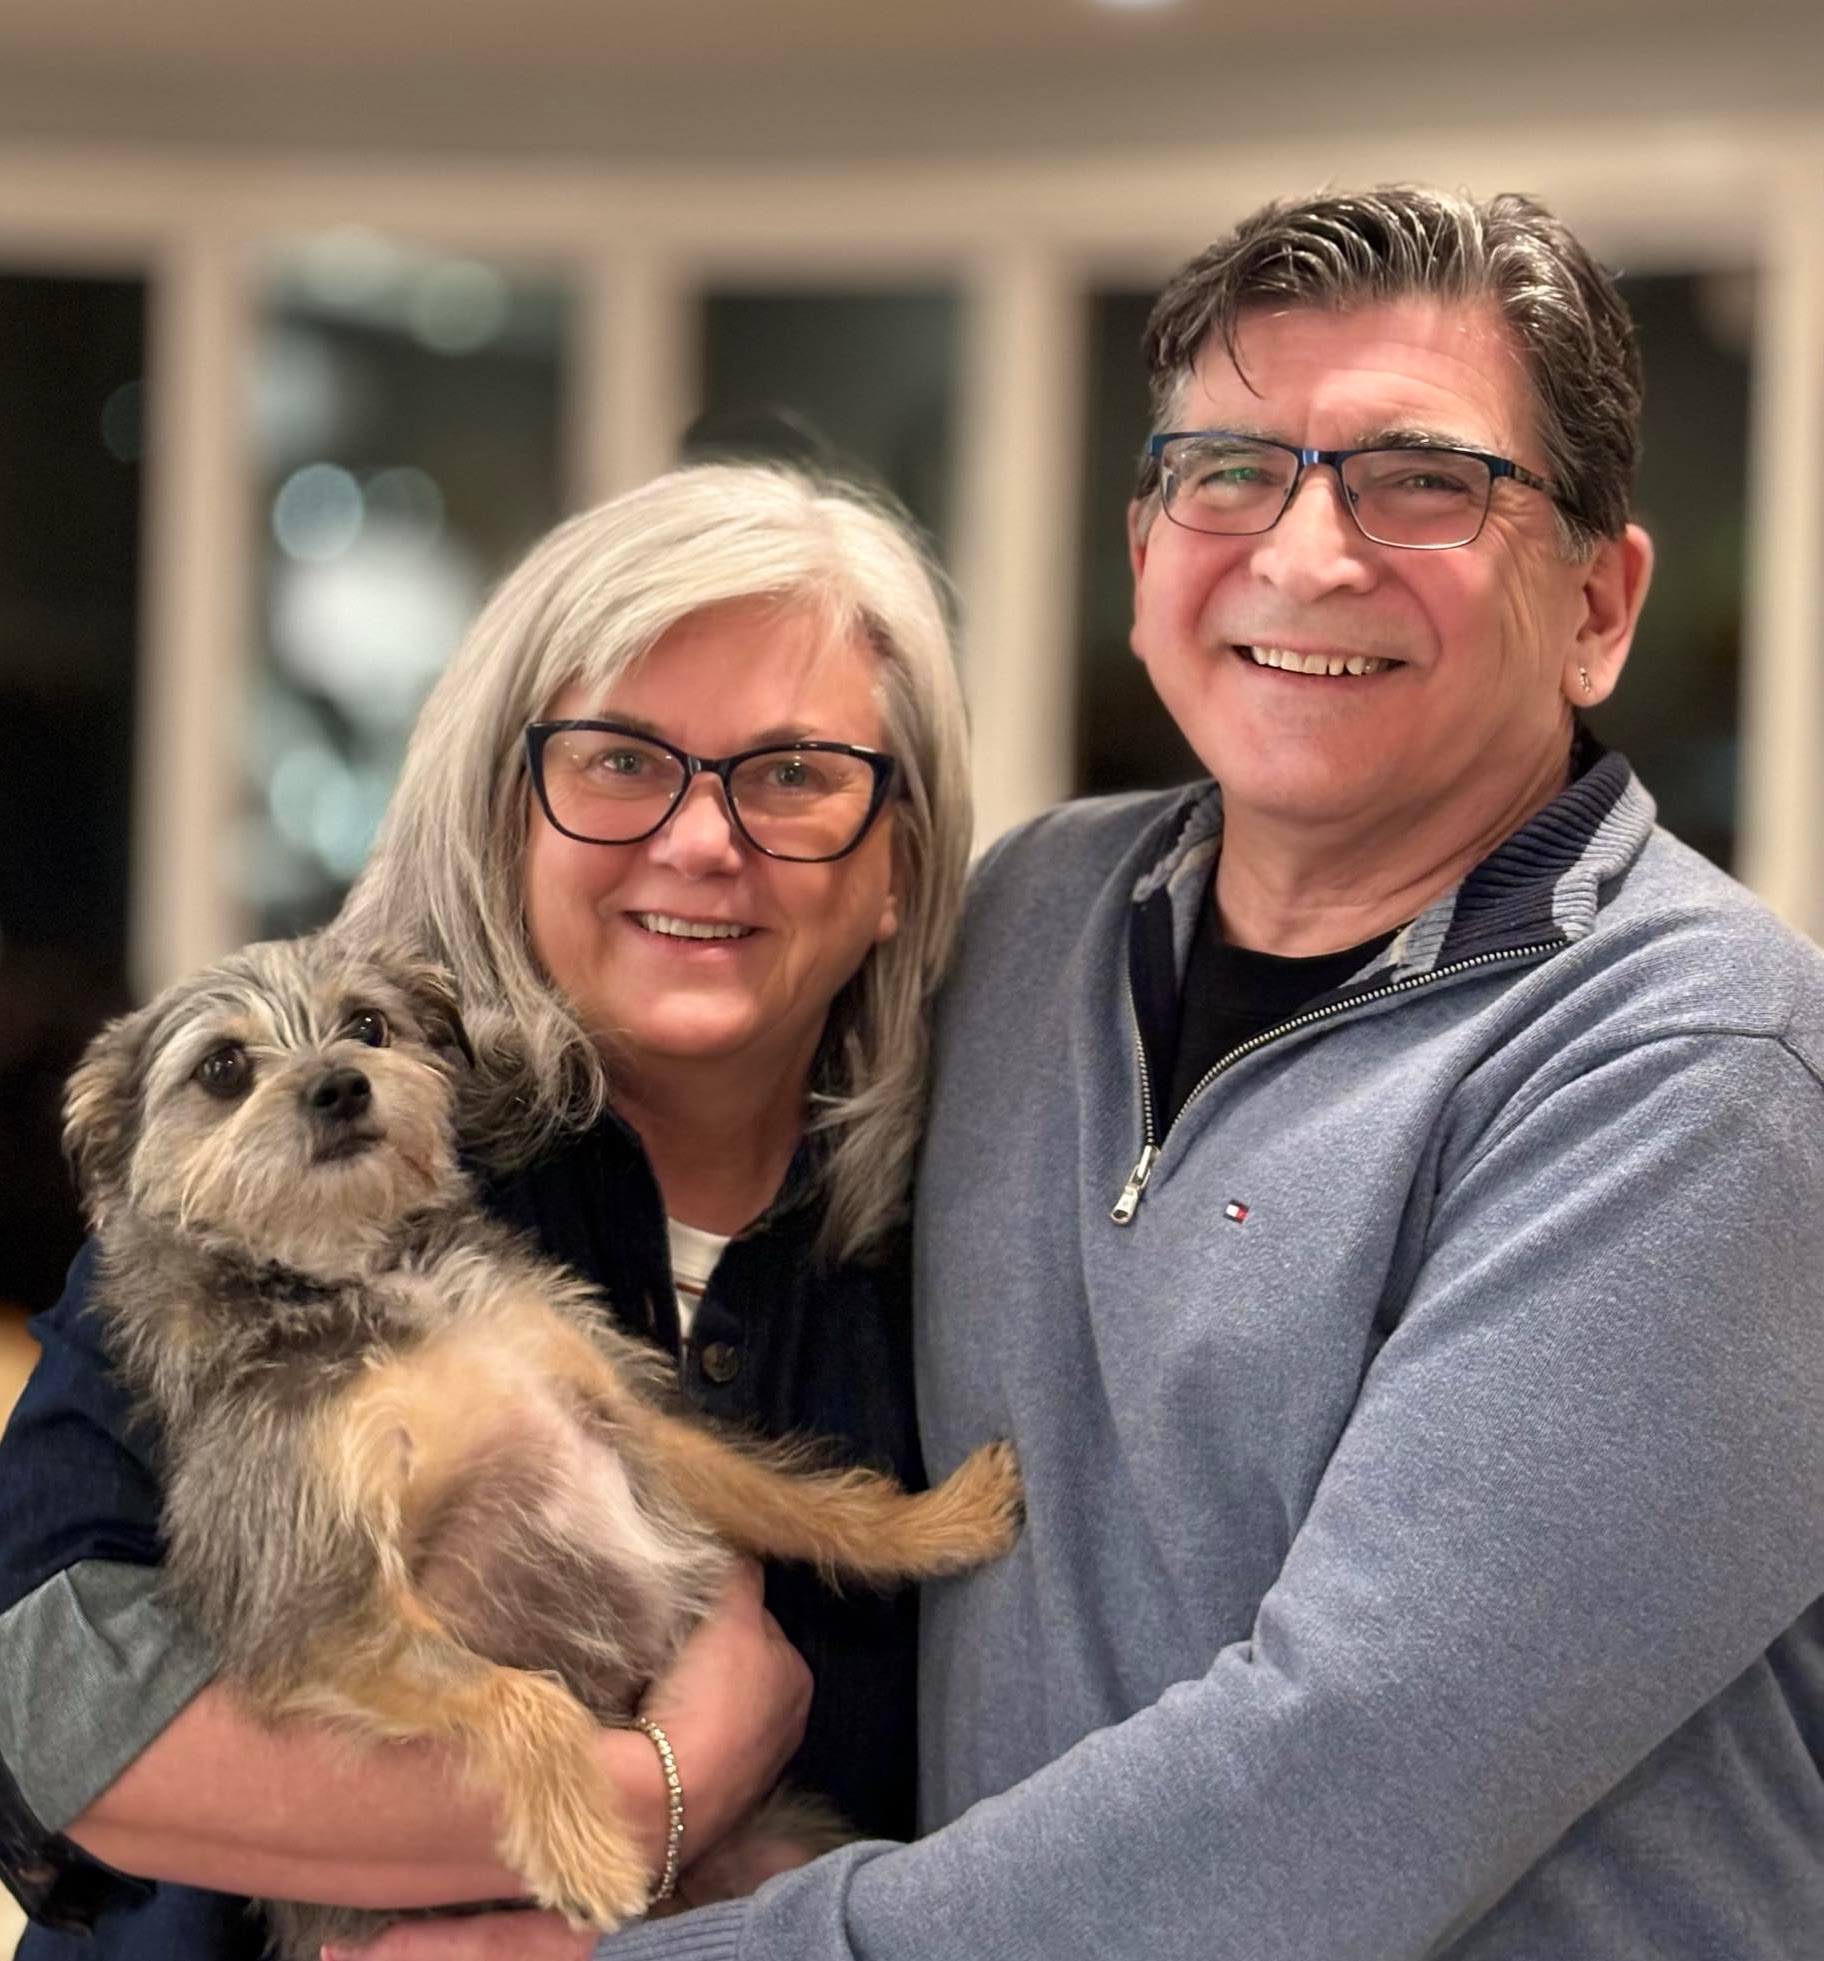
[380,187,1824,1957]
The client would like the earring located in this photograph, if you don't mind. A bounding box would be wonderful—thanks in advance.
[1578,666,1593,697]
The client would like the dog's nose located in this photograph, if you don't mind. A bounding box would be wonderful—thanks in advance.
[306,1066,372,1124]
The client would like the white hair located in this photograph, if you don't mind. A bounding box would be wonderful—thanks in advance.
[339,463,972,1262]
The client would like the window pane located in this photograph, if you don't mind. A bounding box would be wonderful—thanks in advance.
[1075,289,1200,797]
[248,236,569,938]
[698,290,958,558]
[0,271,145,1310]
[1585,269,1749,870]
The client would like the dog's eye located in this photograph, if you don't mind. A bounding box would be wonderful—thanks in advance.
[194,1043,252,1099]
[345,1010,391,1049]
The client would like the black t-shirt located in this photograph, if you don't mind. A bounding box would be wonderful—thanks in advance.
[1161,891,1395,1131]
[1159,730,1611,1132]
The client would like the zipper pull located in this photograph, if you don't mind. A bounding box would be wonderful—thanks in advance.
[1110,1144,1159,1225]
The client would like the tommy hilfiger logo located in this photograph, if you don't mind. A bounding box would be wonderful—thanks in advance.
[1224,1199,1250,1224]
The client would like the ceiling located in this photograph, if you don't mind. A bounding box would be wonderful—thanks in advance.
[0,0,1768,67]
[0,0,1818,163]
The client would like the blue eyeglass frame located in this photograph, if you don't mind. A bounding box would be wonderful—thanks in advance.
[1146,430,1568,550]
[524,719,900,863]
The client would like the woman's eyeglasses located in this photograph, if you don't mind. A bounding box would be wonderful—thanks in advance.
[525,721,899,863]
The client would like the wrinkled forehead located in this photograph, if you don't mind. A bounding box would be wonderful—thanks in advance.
[1183,297,1544,455]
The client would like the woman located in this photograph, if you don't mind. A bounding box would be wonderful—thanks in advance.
[0,462,973,1956]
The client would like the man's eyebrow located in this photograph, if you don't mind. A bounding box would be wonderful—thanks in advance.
[1175,422,1491,452]
[1351,423,1486,452]
[1184,420,1272,443]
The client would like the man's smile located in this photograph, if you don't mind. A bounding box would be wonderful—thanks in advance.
[1234,643,1403,677]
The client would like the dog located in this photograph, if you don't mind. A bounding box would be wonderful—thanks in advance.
[63,933,1022,1960]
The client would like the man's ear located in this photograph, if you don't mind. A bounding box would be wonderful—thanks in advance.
[1564,522,1653,707]
[1128,497,1165,662]
[1127,497,1157,586]
[64,1006,155,1226]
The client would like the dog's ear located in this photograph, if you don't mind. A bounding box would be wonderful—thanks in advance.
[394,957,477,1071]
[64,1005,155,1225]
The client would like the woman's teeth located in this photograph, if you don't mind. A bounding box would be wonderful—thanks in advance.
[635,914,754,940]
[1245,645,1392,677]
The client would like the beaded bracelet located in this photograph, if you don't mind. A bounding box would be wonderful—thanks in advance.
[632,1715,685,1904]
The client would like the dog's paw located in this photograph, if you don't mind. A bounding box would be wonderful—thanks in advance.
[508,1795,654,1933]
[921,1439,1025,1569]
[527,1856,653,1935]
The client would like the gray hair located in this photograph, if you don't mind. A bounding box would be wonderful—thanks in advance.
[1138,185,1642,555]
[339,463,972,1263]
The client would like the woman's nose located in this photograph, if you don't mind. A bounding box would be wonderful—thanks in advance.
[647,774,746,871]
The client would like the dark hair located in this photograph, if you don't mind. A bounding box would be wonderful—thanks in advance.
[1139,186,1642,552]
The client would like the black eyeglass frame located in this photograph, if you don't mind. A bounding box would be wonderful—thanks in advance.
[1146,430,1570,551]
[524,719,900,863]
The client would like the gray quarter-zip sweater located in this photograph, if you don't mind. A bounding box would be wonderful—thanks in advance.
[607,754,1824,1960]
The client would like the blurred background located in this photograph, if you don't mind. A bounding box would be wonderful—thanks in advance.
[2,0,1822,1357]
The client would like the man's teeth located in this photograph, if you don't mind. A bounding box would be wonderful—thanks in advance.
[636,914,754,940]
[1245,645,1392,677]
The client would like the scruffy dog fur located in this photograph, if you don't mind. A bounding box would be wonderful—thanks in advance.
[64,934,1022,1960]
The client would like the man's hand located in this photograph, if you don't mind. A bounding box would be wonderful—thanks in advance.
[322,1909,596,1960]
[640,1557,812,1859]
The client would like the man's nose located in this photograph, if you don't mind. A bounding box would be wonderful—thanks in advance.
[649,774,746,870]
[1246,468,1376,600]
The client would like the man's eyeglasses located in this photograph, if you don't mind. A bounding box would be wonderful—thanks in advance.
[525,721,899,863]
[1147,431,1568,551]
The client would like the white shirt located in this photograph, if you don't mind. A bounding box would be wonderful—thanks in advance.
[666,1216,731,1342]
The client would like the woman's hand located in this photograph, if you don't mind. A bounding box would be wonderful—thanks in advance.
[323,1562,810,1960]
[639,1557,812,1861]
